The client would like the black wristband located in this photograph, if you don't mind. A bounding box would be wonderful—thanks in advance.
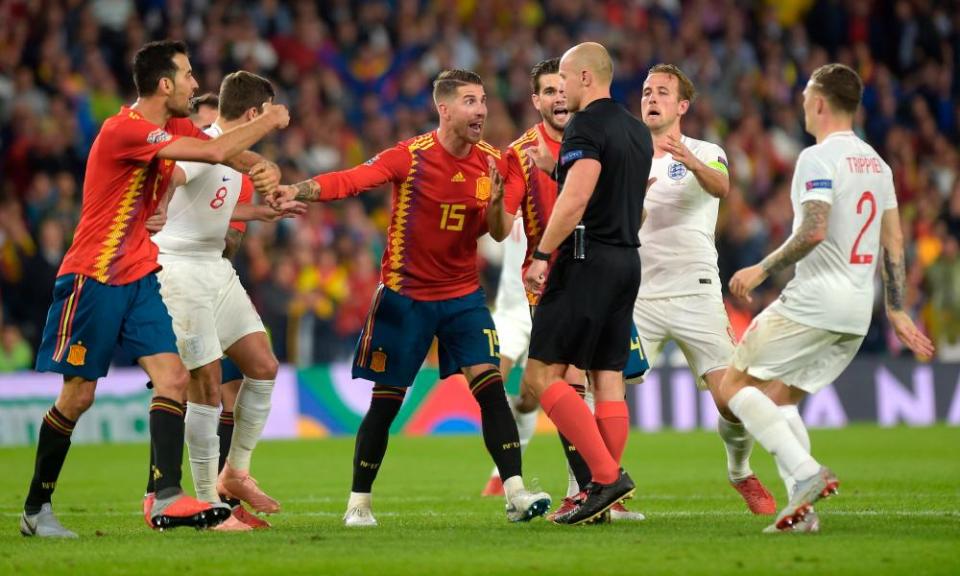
[532,249,551,261]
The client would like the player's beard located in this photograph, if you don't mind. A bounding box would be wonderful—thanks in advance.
[543,110,568,133]
[460,119,483,144]
[167,88,193,118]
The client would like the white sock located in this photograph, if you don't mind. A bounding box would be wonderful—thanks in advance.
[717,415,754,482]
[184,402,220,503]
[728,387,820,482]
[516,408,538,454]
[775,404,811,498]
[565,464,581,498]
[564,387,593,497]
[347,491,372,510]
[502,475,525,503]
[227,377,274,471]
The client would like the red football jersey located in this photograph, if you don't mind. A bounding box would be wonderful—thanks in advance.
[59,106,205,284]
[313,131,510,301]
[229,174,255,233]
[503,123,562,303]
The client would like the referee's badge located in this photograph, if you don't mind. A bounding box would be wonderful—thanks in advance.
[475,176,491,203]
[667,162,687,180]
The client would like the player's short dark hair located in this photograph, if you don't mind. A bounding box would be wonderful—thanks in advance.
[218,71,276,120]
[531,58,560,94]
[190,92,219,114]
[647,63,697,103]
[133,40,188,97]
[432,69,483,103]
[810,63,862,115]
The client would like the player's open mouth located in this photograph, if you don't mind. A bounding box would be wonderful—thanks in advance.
[646,110,661,118]
[468,122,483,136]
[553,107,568,121]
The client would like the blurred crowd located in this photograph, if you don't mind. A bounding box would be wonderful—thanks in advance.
[1,0,959,372]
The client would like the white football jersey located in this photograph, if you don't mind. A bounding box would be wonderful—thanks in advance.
[494,217,529,314]
[638,136,727,298]
[771,131,897,335]
[152,123,242,259]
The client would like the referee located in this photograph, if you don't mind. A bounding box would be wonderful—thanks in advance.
[523,42,653,525]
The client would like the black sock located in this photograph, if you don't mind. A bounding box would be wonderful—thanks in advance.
[351,386,406,493]
[146,442,155,494]
[559,383,592,491]
[24,406,76,514]
[217,411,240,506]
[471,369,522,481]
[149,397,186,499]
[217,411,234,473]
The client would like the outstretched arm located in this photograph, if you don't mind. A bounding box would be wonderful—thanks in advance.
[158,103,289,165]
[729,199,830,301]
[278,145,410,204]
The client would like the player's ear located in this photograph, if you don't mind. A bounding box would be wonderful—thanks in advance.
[159,76,172,95]
[531,92,540,111]
[678,99,690,116]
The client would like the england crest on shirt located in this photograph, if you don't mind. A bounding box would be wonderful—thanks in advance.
[667,161,687,180]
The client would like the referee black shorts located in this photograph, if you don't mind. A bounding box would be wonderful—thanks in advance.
[528,243,641,371]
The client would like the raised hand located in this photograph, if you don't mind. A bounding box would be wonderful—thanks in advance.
[262,102,290,129]
[525,129,556,174]
[488,156,504,204]
[663,134,698,168]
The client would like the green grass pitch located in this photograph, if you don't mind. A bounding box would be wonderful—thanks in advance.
[1,425,958,575]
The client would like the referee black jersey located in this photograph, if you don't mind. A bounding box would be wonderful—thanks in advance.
[556,98,653,248]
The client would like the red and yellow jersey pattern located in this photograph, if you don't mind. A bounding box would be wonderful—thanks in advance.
[313,131,508,301]
[59,106,205,284]
[503,122,562,304]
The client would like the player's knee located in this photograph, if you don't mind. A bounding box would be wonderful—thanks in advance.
[156,365,191,401]
[246,354,279,381]
[516,389,539,413]
[63,387,96,416]
[190,369,221,404]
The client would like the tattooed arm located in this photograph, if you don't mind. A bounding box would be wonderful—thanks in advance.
[879,208,906,312]
[760,200,830,276]
[729,200,830,301]
[879,207,935,358]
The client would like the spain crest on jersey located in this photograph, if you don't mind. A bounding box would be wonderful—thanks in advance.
[475,176,491,203]
[66,342,87,366]
[370,350,387,373]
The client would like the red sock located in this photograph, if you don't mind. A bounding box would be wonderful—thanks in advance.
[540,380,619,484]
[595,401,629,464]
